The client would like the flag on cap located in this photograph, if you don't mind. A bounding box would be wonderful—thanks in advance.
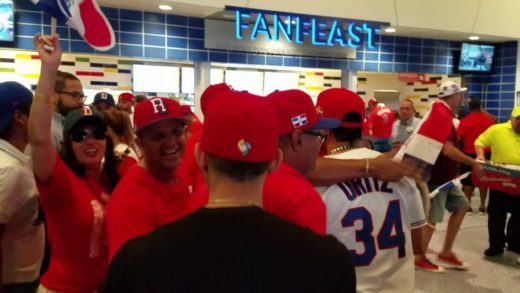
[291,113,308,128]
[395,100,454,181]
[31,0,115,51]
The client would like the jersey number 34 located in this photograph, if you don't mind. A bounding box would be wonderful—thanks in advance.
[342,200,405,266]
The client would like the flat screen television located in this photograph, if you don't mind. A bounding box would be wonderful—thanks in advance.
[459,43,495,72]
[0,0,14,43]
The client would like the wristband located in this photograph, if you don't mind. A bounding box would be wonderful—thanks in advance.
[364,159,370,178]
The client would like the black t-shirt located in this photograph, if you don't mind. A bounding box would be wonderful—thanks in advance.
[101,207,356,293]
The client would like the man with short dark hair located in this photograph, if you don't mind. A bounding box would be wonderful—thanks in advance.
[101,91,356,293]
[457,98,495,214]
[0,81,44,292]
[52,70,85,151]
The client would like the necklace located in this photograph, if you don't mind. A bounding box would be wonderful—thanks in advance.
[206,198,260,208]
[328,145,352,155]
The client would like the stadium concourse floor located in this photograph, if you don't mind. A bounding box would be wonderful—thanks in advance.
[415,194,519,293]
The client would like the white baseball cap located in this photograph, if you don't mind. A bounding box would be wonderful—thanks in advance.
[438,81,467,98]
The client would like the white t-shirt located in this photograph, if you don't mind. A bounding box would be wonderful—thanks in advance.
[316,148,425,293]
[0,139,44,284]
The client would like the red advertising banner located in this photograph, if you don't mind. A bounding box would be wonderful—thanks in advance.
[472,161,520,195]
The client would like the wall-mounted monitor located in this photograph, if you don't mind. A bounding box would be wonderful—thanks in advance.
[459,43,495,72]
[0,0,14,44]
[132,64,180,93]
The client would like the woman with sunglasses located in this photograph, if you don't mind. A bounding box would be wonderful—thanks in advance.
[29,33,119,293]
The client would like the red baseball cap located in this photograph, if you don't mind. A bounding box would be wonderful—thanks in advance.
[316,88,365,128]
[266,89,339,135]
[180,105,193,114]
[134,97,184,132]
[200,83,233,115]
[367,98,378,108]
[201,91,278,162]
[118,92,135,102]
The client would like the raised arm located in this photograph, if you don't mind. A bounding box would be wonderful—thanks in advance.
[29,33,62,183]
[307,155,418,186]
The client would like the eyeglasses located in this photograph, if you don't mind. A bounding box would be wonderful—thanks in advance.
[70,129,106,143]
[57,90,87,101]
[302,129,328,144]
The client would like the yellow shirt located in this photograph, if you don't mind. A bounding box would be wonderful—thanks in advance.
[475,121,520,165]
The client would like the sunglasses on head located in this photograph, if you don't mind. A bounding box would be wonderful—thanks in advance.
[70,128,106,143]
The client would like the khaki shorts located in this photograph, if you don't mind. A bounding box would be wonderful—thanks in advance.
[427,184,470,223]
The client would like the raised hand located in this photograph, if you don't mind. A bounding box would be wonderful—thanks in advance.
[33,33,62,70]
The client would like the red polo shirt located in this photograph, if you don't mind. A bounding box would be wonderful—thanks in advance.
[457,111,495,153]
[107,165,191,261]
[263,162,326,235]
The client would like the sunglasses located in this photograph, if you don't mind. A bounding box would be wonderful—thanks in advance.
[302,129,328,144]
[70,129,106,143]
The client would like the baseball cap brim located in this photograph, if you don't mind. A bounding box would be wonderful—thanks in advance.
[310,117,340,130]
[439,87,468,98]
[64,115,107,135]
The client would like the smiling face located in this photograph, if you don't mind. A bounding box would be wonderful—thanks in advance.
[70,125,107,171]
[136,119,186,178]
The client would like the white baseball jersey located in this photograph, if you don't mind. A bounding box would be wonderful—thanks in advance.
[316,148,426,293]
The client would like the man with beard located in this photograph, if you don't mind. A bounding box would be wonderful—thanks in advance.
[52,71,86,151]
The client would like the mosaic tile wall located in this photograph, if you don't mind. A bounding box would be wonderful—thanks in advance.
[10,0,519,121]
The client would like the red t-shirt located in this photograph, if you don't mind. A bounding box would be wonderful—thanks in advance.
[180,130,206,193]
[263,162,326,235]
[367,106,395,138]
[37,157,110,293]
[107,165,191,261]
[456,111,495,154]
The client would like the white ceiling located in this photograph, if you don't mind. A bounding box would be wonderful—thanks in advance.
[99,0,519,43]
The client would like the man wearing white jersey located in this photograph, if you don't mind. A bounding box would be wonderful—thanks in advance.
[315,88,426,293]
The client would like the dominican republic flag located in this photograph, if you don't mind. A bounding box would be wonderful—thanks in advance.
[395,100,454,181]
[429,172,471,198]
[31,0,115,51]
[291,113,308,128]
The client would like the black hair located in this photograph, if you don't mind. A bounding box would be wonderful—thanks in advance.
[55,70,80,92]
[206,155,271,182]
[331,111,363,144]
[61,123,120,193]
[468,98,482,111]
[0,100,32,140]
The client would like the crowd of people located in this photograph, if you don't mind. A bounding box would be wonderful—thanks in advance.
[0,33,519,293]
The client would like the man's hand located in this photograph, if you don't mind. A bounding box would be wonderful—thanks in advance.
[370,155,419,182]
[472,161,485,179]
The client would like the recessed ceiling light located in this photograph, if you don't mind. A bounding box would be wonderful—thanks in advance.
[384,27,396,33]
[469,35,480,40]
[159,4,172,11]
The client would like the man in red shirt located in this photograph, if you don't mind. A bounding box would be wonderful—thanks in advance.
[263,90,339,234]
[366,98,395,152]
[107,97,192,261]
[456,98,495,214]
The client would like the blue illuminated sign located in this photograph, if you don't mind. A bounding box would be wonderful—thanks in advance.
[229,6,383,49]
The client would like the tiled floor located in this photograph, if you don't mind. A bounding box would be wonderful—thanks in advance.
[415,194,520,293]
